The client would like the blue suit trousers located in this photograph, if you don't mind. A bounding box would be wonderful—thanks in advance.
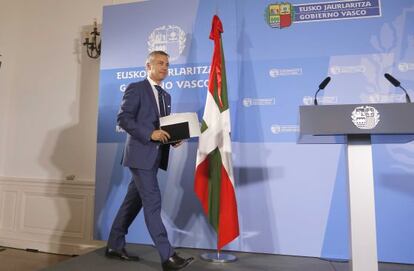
[107,151,174,262]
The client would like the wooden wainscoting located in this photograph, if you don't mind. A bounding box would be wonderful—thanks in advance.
[0,177,104,255]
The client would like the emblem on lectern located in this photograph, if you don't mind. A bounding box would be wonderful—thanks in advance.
[148,25,186,61]
[351,106,380,129]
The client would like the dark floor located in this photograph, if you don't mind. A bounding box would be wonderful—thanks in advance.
[0,247,71,271]
[37,243,414,271]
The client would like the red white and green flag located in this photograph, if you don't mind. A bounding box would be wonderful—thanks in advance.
[194,15,240,251]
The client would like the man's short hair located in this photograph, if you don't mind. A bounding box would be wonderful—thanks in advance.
[146,51,169,66]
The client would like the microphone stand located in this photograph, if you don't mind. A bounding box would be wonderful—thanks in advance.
[314,88,322,105]
[313,77,331,105]
[399,85,411,103]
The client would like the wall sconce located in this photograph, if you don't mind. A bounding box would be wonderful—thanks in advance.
[83,19,101,59]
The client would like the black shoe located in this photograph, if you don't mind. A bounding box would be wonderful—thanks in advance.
[105,247,140,261]
[162,253,194,271]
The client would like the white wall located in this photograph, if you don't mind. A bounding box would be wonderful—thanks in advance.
[0,0,108,180]
[0,0,21,175]
[0,0,143,254]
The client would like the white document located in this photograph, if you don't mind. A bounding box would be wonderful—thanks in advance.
[160,112,201,137]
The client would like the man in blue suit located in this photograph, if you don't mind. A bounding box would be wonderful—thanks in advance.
[105,50,193,271]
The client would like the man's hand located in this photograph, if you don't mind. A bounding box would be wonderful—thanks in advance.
[151,129,170,143]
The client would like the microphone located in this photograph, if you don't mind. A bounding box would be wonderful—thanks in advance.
[314,77,331,105]
[384,73,411,103]
[384,73,400,87]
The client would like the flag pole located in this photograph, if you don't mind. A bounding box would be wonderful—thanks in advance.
[200,249,237,263]
[196,14,239,264]
[199,234,237,263]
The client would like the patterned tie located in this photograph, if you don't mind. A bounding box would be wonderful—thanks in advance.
[155,85,166,117]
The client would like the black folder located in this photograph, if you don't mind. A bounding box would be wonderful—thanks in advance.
[160,121,190,144]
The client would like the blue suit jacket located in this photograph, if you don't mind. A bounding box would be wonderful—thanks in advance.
[117,79,171,170]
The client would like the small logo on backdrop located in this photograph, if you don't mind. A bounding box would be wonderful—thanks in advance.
[398,62,414,72]
[303,96,314,105]
[351,106,380,129]
[303,96,338,105]
[330,65,366,75]
[367,94,406,103]
[243,97,276,107]
[269,68,302,77]
[270,124,299,134]
[266,3,294,28]
[243,98,253,107]
[148,25,186,61]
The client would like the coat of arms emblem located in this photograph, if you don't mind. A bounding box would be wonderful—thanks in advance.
[148,25,186,61]
[351,106,380,129]
[266,2,294,28]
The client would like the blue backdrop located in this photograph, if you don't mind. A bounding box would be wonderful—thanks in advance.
[95,0,414,263]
